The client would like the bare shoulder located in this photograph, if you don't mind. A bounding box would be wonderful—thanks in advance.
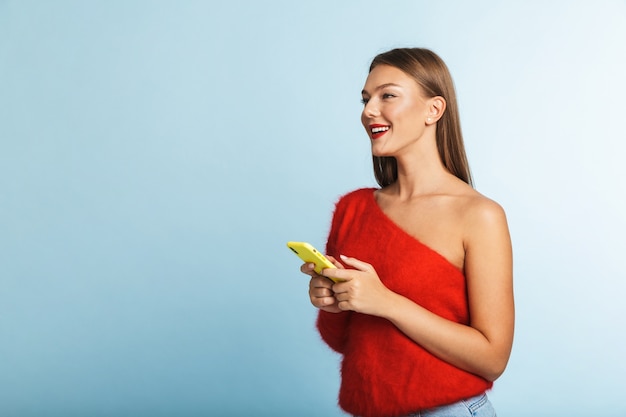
[458,190,510,251]
[442,180,506,221]
[463,191,507,225]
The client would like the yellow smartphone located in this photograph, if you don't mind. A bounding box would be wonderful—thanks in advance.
[286,241,340,282]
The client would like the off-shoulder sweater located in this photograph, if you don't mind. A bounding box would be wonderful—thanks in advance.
[317,188,492,417]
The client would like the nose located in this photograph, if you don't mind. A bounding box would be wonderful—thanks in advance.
[362,99,380,119]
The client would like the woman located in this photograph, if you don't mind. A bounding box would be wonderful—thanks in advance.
[301,48,514,417]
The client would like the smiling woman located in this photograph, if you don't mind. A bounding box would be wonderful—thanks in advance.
[363,49,471,188]
[297,48,514,417]
[3,1,626,416]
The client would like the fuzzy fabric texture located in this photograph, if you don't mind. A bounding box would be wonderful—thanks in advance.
[317,188,492,417]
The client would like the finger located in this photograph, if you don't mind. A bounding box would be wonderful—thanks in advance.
[313,296,336,308]
[300,262,319,277]
[309,284,334,298]
[317,288,334,298]
[339,254,373,272]
[321,267,351,283]
[325,255,346,269]
[309,276,334,289]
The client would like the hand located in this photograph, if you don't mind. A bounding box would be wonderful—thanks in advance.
[322,255,393,316]
[302,256,343,313]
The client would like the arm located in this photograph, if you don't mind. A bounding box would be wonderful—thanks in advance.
[322,201,514,381]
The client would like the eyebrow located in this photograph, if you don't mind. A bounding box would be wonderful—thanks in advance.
[361,83,402,96]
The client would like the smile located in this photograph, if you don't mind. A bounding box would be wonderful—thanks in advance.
[370,124,390,139]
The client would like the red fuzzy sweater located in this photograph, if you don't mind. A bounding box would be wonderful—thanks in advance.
[318,188,492,417]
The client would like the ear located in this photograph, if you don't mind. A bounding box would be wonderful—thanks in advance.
[425,96,446,125]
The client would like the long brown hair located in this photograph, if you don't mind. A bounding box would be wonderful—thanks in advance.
[369,48,473,187]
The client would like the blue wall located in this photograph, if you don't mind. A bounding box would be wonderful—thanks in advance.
[2,1,625,416]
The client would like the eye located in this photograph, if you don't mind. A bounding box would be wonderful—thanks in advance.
[382,93,396,99]
[360,97,370,105]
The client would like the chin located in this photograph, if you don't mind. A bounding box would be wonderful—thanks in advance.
[371,148,394,158]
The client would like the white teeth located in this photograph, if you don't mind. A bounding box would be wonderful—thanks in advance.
[371,126,390,133]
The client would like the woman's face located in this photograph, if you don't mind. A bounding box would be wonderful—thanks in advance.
[361,64,432,157]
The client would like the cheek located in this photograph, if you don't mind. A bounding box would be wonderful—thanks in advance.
[393,107,420,128]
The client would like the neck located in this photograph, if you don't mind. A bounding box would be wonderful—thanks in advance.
[388,133,453,200]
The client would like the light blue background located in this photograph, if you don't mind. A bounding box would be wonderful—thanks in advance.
[1,1,625,416]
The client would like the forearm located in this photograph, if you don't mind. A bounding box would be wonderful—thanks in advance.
[381,292,511,382]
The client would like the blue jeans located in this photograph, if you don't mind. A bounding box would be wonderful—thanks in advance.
[352,393,496,417]
[407,393,496,417]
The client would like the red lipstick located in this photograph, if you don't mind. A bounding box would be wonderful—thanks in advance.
[369,124,390,140]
